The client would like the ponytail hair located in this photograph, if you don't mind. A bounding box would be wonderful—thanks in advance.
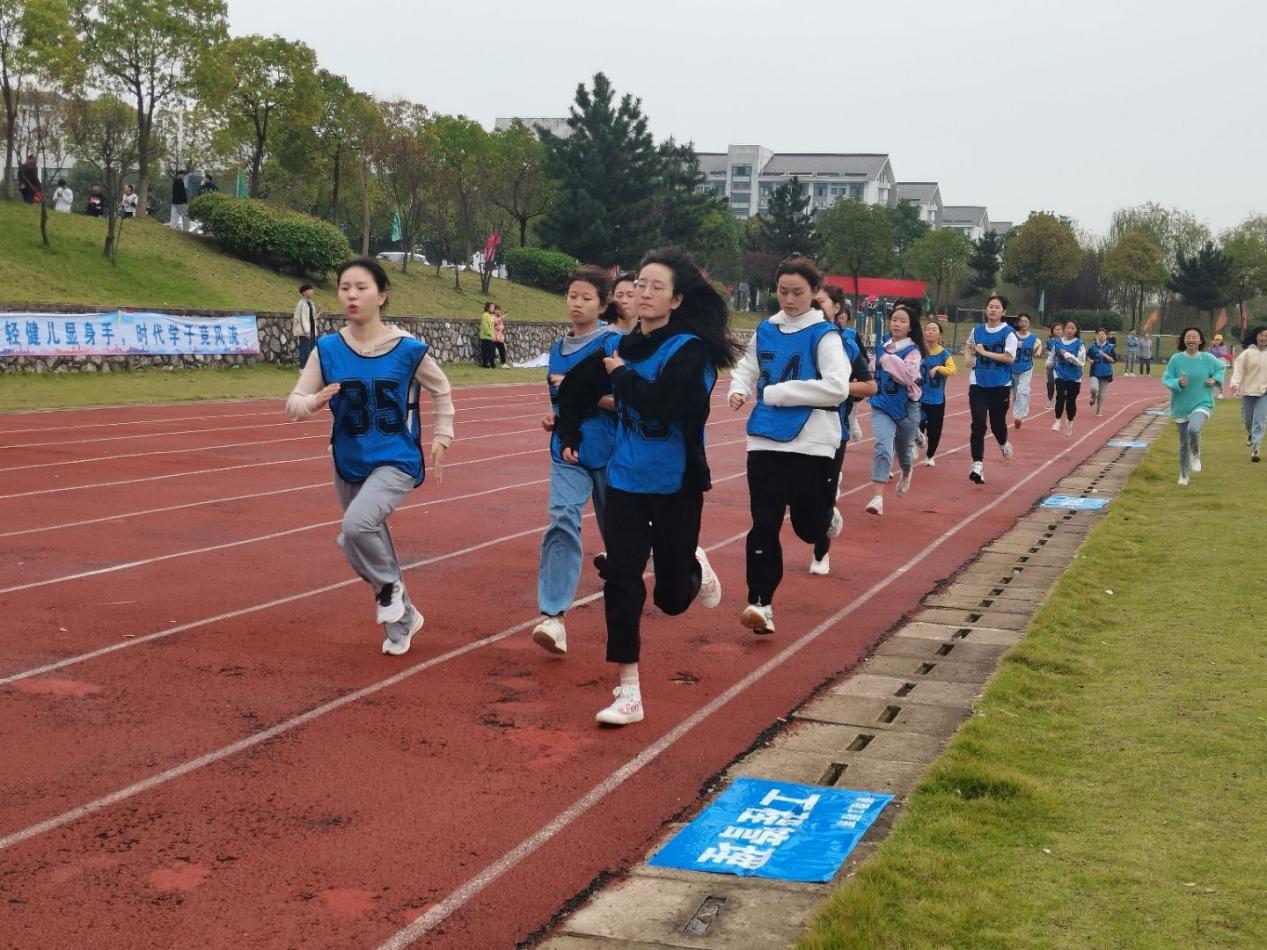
[602,270,637,324]
[891,297,927,357]
[639,246,743,369]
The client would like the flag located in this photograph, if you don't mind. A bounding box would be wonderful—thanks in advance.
[1241,301,1248,335]
[1038,289,1046,315]
[1215,308,1228,332]
[1142,310,1159,332]
[391,209,402,243]
[482,228,502,263]
[235,169,249,198]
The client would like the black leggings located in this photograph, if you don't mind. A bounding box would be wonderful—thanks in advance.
[494,340,507,365]
[920,402,946,459]
[745,451,836,604]
[602,486,703,664]
[813,444,848,561]
[969,385,1010,462]
[479,339,497,368]
[1055,379,1080,420]
[1046,367,1057,402]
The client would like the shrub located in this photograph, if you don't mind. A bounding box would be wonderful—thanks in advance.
[504,246,580,293]
[190,193,350,276]
[1054,309,1123,331]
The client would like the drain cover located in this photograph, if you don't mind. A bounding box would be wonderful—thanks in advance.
[683,896,726,935]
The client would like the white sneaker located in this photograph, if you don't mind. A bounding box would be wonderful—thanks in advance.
[809,555,830,576]
[596,684,643,725]
[1178,475,1189,486]
[896,470,913,496]
[532,615,567,654]
[696,547,722,608]
[923,456,936,467]
[1001,441,1014,460]
[826,507,843,539]
[382,607,424,656]
[741,603,775,635]
[375,581,406,625]
[914,430,926,448]
[849,414,863,442]
[969,461,985,484]
[1051,419,1062,431]
[1064,420,1074,437]
[1189,453,1202,473]
[865,495,883,515]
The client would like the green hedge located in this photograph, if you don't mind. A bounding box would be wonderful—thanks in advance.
[504,246,580,292]
[189,193,350,276]
[1054,309,1123,331]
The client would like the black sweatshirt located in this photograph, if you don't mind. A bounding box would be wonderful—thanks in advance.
[556,323,714,492]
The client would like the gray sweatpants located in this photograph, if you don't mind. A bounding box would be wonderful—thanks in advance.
[333,463,416,590]
[1176,411,1209,479]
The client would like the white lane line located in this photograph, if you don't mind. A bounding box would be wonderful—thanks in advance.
[0,434,322,473]
[371,397,1154,950]
[0,397,1149,860]
[0,419,323,450]
[0,409,283,437]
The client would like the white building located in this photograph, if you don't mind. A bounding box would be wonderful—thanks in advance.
[696,146,896,220]
[895,182,943,229]
[942,206,992,242]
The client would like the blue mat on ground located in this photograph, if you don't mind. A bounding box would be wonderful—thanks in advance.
[1041,494,1110,510]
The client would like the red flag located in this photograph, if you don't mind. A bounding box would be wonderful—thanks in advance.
[482,229,502,262]
[1142,310,1159,332]
[1241,301,1249,335]
[1214,308,1228,332]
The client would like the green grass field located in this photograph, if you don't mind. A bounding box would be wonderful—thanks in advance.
[0,363,545,411]
[0,202,567,321]
[797,406,1267,949]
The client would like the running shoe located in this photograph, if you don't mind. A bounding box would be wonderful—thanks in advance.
[1065,420,1074,437]
[696,547,722,608]
[1001,441,1014,460]
[381,607,424,656]
[596,685,643,726]
[593,551,608,576]
[914,430,926,448]
[1178,475,1190,486]
[376,581,406,625]
[969,461,985,484]
[809,555,830,576]
[532,615,567,654]
[826,507,843,539]
[1252,445,1261,462]
[865,495,884,515]
[923,456,937,467]
[1014,418,1023,429]
[896,470,913,497]
[1051,419,1062,431]
[1190,453,1202,473]
[741,603,775,635]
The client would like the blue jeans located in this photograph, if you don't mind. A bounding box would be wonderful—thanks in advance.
[297,335,313,368]
[1243,394,1267,448]
[871,403,918,482]
[537,460,608,616]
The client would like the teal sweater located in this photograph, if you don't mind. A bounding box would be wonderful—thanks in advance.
[1163,350,1225,419]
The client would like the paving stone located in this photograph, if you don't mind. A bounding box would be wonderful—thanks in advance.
[540,935,674,950]
[922,592,1036,615]
[911,606,1030,630]
[871,635,1011,664]
[974,549,1078,570]
[774,723,948,763]
[561,872,824,950]
[828,673,981,707]
[896,621,1024,647]
[934,583,1048,606]
[860,653,1003,684]
[793,695,972,738]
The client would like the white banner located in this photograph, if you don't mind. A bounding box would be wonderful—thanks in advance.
[0,311,261,357]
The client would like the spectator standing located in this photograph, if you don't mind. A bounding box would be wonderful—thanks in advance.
[478,302,497,368]
[85,183,105,217]
[52,179,73,213]
[17,153,40,204]
[169,170,192,231]
[120,184,139,218]
[292,283,318,367]
[198,173,218,195]
[1137,332,1154,375]
[1125,330,1139,376]
[493,305,509,367]
[1229,325,1267,462]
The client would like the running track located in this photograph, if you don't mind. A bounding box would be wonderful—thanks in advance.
[0,377,1162,948]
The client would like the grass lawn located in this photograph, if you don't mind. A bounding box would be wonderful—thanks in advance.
[0,202,565,321]
[0,363,545,411]
[798,406,1267,950]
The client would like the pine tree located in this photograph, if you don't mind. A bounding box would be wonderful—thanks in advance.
[965,230,1004,297]
[1169,241,1232,326]
[759,175,818,261]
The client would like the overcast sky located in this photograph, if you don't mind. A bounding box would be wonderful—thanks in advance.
[228,0,1261,237]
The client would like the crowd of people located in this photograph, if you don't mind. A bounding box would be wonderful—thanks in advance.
[284,249,1266,729]
[15,154,214,226]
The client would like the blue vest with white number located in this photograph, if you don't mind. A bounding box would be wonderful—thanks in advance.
[747,319,836,442]
[1089,341,1115,379]
[920,348,951,406]
[870,342,918,421]
[1012,333,1038,374]
[972,323,1015,388]
[607,333,716,494]
[1052,338,1085,381]
[547,328,618,469]
[836,330,862,440]
[318,333,428,486]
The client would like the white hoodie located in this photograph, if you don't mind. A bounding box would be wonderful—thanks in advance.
[728,309,851,458]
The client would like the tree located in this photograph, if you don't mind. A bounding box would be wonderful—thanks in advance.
[1221,217,1267,336]
[430,113,492,290]
[1,0,76,199]
[66,92,138,261]
[907,229,971,312]
[693,201,744,283]
[1102,232,1168,329]
[538,72,660,267]
[964,230,1004,298]
[79,0,228,217]
[486,118,553,247]
[1169,241,1232,328]
[887,200,930,273]
[652,138,718,251]
[368,100,430,275]
[1002,212,1081,310]
[196,34,320,198]
[818,199,893,313]
[760,175,817,260]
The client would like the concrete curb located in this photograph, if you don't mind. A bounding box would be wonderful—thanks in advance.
[536,407,1167,950]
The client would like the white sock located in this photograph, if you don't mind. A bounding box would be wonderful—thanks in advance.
[619,663,640,690]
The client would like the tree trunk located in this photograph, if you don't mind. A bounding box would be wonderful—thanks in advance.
[2,71,16,201]
[453,264,461,291]
[330,145,341,223]
[39,194,48,245]
[518,215,528,247]
[359,157,370,256]
[136,110,153,220]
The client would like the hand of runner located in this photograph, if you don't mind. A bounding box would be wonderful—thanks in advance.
[603,355,625,374]
[729,393,746,410]
[541,413,555,432]
[312,382,340,410]
[430,441,446,483]
[562,447,580,464]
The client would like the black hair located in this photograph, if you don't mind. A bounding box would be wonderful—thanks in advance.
[1048,321,1064,334]
[335,257,391,310]
[483,302,495,313]
[1017,312,1031,319]
[298,283,314,294]
[1063,318,1081,336]
[1177,325,1205,351]
[639,246,743,369]
[1243,325,1267,348]
[775,256,823,292]
[817,284,851,326]
[565,265,612,307]
[890,299,927,356]
[601,271,637,324]
[1095,326,1108,334]
[986,293,1009,310]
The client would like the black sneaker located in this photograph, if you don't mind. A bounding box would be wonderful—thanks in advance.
[593,552,608,577]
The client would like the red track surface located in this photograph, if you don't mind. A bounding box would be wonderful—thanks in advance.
[0,376,1162,949]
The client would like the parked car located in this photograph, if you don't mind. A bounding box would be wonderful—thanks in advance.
[375,251,429,265]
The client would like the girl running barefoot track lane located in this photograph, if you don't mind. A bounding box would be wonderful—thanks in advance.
[0,361,1156,948]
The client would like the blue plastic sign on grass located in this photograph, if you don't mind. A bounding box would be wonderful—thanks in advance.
[647,778,892,883]
[1107,439,1150,448]
[1041,495,1110,510]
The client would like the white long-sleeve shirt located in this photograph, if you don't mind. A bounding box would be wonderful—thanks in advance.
[286,325,455,447]
[728,309,851,458]
[1230,345,1267,396]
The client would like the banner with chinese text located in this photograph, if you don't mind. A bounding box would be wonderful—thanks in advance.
[1,311,260,357]
[648,778,892,882]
